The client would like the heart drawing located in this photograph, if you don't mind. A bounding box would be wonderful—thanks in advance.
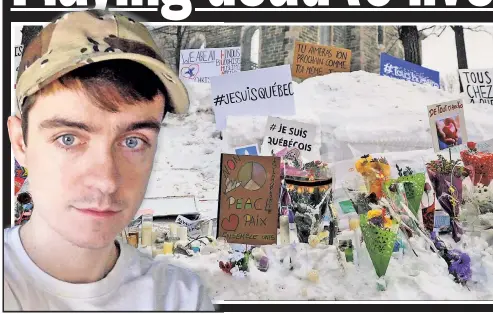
[181,64,200,79]
[221,214,239,232]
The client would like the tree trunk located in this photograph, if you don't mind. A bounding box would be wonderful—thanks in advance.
[451,26,468,93]
[398,26,422,65]
[174,26,182,72]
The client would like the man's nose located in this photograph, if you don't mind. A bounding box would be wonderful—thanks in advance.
[82,146,120,196]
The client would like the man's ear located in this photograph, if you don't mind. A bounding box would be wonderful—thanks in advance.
[7,115,27,168]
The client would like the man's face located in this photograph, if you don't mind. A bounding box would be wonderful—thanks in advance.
[12,88,164,249]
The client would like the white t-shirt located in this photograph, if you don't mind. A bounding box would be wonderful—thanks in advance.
[3,226,215,311]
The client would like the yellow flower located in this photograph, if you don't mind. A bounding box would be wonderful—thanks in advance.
[367,209,382,219]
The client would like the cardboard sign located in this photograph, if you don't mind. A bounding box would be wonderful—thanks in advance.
[262,116,317,161]
[211,65,296,130]
[427,99,468,152]
[234,144,259,156]
[458,69,493,105]
[179,47,241,84]
[380,53,440,88]
[292,41,351,79]
[217,154,281,245]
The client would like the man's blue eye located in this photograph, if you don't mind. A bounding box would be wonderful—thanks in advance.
[61,135,75,146]
[125,137,140,148]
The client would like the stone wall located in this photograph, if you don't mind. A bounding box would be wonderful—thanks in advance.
[151,25,405,75]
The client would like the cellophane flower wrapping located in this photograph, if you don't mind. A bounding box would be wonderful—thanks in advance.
[383,173,425,219]
[359,213,399,278]
[282,154,332,243]
[426,156,472,242]
[460,144,493,186]
[430,232,472,285]
[354,155,391,200]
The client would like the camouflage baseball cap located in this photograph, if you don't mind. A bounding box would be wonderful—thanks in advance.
[15,10,189,117]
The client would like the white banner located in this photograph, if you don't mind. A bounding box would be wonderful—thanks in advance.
[210,65,296,130]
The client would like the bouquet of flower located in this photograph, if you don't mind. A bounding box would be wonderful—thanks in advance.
[359,207,399,278]
[426,155,472,242]
[460,142,493,186]
[355,155,391,200]
[218,250,251,278]
[430,231,472,285]
[278,148,333,243]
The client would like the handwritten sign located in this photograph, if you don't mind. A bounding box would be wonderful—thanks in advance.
[427,99,468,152]
[263,116,317,161]
[217,154,281,245]
[210,64,296,130]
[292,41,351,79]
[458,69,493,105]
[179,47,241,84]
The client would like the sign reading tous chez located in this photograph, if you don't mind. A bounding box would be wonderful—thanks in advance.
[427,99,468,152]
[292,41,352,79]
[458,69,493,105]
[217,154,281,245]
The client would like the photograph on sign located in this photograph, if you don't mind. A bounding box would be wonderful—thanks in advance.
[217,154,281,245]
[179,47,241,84]
[380,53,440,88]
[262,116,318,162]
[458,69,493,105]
[210,64,296,130]
[427,99,468,152]
[292,41,352,79]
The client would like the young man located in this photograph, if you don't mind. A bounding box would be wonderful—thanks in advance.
[4,10,215,311]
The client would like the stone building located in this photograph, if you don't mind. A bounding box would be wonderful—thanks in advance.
[151,25,405,77]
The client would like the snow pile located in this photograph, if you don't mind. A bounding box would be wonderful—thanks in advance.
[160,234,493,301]
[145,71,493,202]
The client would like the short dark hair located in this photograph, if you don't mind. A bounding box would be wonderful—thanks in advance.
[21,59,170,145]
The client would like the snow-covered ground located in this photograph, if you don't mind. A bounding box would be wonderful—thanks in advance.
[144,71,493,301]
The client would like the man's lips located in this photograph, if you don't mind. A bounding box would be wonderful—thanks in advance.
[74,207,119,218]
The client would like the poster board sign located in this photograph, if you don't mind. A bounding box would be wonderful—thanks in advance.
[210,64,296,130]
[427,99,468,152]
[234,144,259,156]
[262,116,317,162]
[217,154,281,245]
[458,69,493,105]
[292,41,351,79]
[380,53,440,88]
[179,47,241,84]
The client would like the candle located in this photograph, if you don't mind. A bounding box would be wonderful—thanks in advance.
[163,242,173,255]
[177,226,188,242]
[169,223,178,237]
[280,215,290,245]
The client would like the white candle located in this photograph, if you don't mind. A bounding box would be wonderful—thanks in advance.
[177,226,188,242]
[280,215,290,245]
[169,223,178,237]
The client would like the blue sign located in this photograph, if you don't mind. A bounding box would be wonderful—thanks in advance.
[234,145,259,156]
[380,53,440,88]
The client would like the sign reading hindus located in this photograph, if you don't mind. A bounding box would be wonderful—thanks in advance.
[292,41,352,79]
[217,154,281,245]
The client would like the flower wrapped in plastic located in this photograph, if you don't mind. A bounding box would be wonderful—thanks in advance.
[359,207,399,278]
[278,148,333,243]
[460,142,493,186]
[218,250,250,277]
[355,155,391,200]
[430,231,472,285]
[426,155,472,242]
